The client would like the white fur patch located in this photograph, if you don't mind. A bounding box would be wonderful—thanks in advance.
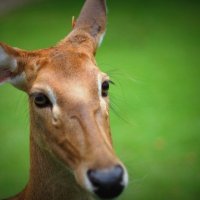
[97,74,107,111]
[83,171,95,192]
[97,74,102,97]
[46,86,62,122]
[72,83,89,100]
[46,85,57,105]
[9,72,26,87]
[98,31,106,47]
[52,105,61,125]
[121,167,129,187]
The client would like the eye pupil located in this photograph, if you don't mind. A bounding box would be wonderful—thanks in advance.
[102,81,109,90]
[34,93,51,108]
[35,96,44,102]
[102,81,110,97]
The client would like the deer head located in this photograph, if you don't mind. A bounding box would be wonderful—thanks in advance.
[0,0,128,199]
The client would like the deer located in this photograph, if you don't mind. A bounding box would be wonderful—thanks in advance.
[0,0,128,199]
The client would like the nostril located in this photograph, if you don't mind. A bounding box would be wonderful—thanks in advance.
[87,165,125,199]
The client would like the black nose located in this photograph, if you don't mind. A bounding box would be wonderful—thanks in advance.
[87,165,125,199]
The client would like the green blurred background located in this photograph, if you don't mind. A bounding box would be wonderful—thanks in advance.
[0,0,200,199]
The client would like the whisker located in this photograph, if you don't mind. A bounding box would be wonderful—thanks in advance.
[110,103,130,124]
[105,67,143,84]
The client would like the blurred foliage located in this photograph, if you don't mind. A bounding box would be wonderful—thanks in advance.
[0,0,200,199]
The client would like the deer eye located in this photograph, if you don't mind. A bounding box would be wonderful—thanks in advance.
[102,81,110,97]
[33,93,51,108]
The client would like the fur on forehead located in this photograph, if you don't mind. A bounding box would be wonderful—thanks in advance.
[48,47,97,73]
[59,30,97,56]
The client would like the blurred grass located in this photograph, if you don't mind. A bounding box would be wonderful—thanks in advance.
[0,0,200,199]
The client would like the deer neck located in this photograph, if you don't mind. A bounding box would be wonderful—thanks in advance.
[18,130,93,200]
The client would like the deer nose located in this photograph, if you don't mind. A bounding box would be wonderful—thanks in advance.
[87,165,125,199]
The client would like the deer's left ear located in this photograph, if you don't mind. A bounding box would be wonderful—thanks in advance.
[0,43,26,89]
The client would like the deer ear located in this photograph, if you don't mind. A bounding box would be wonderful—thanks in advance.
[68,0,107,53]
[0,43,26,89]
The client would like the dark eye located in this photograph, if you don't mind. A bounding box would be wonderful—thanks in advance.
[102,81,110,97]
[34,93,51,108]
